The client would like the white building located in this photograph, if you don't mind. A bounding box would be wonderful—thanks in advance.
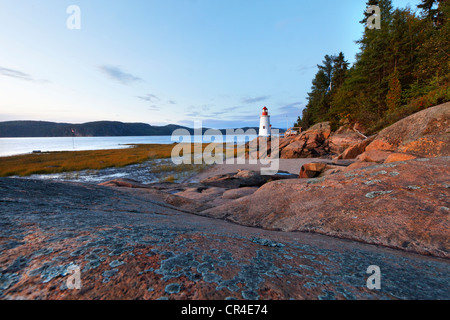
[259,106,271,137]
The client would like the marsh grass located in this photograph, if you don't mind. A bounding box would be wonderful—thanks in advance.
[0,142,246,177]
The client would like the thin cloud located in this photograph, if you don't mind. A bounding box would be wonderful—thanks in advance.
[278,101,303,113]
[0,66,50,83]
[241,96,271,104]
[186,111,202,117]
[99,65,143,85]
[148,105,160,111]
[137,94,159,102]
[185,106,241,119]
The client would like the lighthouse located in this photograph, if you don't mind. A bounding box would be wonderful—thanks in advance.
[259,106,271,137]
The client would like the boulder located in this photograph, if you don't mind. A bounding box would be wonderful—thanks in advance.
[280,140,306,159]
[384,153,417,163]
[201,157,450,258]
[299,163,327,178]
[337,135,377,160]
[328,130,365,155]
[365,102,450,157]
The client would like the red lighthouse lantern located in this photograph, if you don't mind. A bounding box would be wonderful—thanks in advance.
[262,107,268,116]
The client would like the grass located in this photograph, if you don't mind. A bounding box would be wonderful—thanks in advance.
[0,142,248,177]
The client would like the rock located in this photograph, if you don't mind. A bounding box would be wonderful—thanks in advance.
[357,150,394,163]
[384,153,417,164]
[246,136,274,160]
[344,161,378,172]
[99,178,146,188]
[222,187,259,200]
[276,122,332,159]
[365,102,450,157]
[337,135,377,160]
[320,165,346,177]
[176,187,227,203]
[200,170,296,189]
[259,102,449,161]
[2,177,449,300]
[277,122,366,159]
[328,130,365,155]
[299,163,327,179]
[307,122,332,139]
[299,162,349,178]
[200,171,265,189]
[140,188,212,213]
[201,157,450,259]
[280,140,307,159]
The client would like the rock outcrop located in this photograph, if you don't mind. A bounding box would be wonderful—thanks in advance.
[363,102,450,158]
[247,103,449,162]
[333,103,450,162]
[2,178,448,300]
[249,122,367,160]
[200,157,450,259]
[336,135,377,160]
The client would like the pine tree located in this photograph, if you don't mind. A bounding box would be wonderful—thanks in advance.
[331,52,349,90]
[418,0,445,25]
[386,69,402,113]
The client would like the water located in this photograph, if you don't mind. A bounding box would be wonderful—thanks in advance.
[0,135,257,157]
[20,158,194,185]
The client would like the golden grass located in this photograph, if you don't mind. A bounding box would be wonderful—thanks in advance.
[0,143,246,177]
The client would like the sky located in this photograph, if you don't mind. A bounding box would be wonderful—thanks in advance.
[0,0,422,130]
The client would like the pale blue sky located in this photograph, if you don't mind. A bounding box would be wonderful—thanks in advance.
[0,0,421,129]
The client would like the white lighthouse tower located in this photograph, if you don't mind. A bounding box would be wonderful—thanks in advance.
[259,106,271,137]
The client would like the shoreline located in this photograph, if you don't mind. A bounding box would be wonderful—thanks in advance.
[0,143,240,178]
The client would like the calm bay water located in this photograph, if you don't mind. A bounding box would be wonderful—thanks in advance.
[0,135,257,157]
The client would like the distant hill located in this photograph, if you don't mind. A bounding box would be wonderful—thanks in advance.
[0,121,279,138]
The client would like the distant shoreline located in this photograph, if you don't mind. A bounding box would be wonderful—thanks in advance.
[0,135,258,158]
[0,120,285,138]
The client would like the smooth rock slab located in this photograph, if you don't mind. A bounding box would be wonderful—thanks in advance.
[0,177,449,300]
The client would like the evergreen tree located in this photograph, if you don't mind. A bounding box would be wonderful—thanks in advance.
[331,52,350,91]
[386,69,402,113]
[296,0,449,133]
[418,0,445,25]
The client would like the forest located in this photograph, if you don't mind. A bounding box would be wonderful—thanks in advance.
[295,0,449,134]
